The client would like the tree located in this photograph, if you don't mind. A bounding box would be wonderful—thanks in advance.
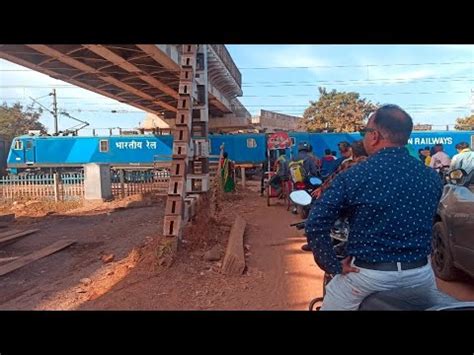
[0,102,46,144]
[300,87,377,132]
[455,114,474,130]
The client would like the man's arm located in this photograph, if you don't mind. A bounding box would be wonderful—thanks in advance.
[304,159,319,177]
[440,153,451,167]
[450,154,459,170]
[316,159,356,196]
[429,153,437,168]
[305,173,348,274]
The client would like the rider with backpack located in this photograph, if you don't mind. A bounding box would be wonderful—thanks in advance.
[289,142,320,185]
[268,149,290,196]
[289,142,320,215]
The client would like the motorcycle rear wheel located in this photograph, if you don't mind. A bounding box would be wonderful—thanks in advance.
[309,297,323,311]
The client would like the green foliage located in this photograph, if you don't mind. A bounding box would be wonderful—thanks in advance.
[0,102,46,144]
[300,87,378,132]
[455,114,474,130]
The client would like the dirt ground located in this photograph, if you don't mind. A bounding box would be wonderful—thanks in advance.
[81,182,324,310]
[0,180,473,310]
[0,194,165,310]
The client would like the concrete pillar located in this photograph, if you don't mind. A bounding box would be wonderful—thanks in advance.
[84,163,112,201]
[188,44,210,194]
[163,45,197,240]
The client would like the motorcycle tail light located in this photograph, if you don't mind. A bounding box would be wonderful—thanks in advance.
[295,182,306,189]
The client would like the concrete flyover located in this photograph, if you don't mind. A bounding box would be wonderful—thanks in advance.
[0,44,250,124]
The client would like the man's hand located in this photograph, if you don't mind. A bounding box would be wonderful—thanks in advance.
[341,256,360,275]
[311,187,322,199]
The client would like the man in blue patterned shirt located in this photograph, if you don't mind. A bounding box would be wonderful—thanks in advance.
[305,104,443,310]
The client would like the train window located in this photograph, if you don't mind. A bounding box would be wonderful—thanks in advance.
[290,137,296,146]
[247,138,257,148]
[99,140,109,152]
[26,141,33,149]
[14,140,23,150]
[471,135,474,149]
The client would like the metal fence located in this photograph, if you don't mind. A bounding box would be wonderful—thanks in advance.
[111,169,170,198]
[0,167,220,202]
[0,173,84,202]
[61,173,85,200]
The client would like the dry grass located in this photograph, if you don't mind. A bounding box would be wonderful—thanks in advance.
[1,199,83,217]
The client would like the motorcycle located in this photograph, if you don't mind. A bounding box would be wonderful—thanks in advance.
[289,189,474,311]
[291,176,322,218]
[437,165,451,185]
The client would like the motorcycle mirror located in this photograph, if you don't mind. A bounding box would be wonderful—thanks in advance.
[309,176,322,186]
[289,190,312,207]
[449,169,467,184]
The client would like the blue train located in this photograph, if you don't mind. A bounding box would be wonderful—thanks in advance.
[7,134,173,174]
[6,130,474,174]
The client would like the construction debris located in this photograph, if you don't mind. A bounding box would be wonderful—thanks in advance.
[0,256,19,263]
[0,229,40,248]
[0,240,75,277]
[203,245,221,262]
[80,278,92,286]
[221,215,247,275]
[101,254,115,264]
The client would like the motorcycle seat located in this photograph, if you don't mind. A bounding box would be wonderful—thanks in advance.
[358,286,474,310]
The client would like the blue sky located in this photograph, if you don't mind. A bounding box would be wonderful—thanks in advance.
[1,45,473,134]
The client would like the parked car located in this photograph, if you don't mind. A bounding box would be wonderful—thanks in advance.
[432,169,474,281]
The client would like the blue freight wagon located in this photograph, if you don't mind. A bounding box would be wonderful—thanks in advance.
[208,133,266,164]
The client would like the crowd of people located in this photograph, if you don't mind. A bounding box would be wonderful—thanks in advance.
[418,142,474,177]
[221,133,474,196]
[217,108,474,310]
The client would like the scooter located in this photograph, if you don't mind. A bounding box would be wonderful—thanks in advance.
[289,189,474,311]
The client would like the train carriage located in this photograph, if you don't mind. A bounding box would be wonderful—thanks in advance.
[7,130,474,174]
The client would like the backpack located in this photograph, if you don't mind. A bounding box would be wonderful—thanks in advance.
[289,160,306,183]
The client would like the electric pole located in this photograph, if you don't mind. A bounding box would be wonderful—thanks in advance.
[51,89,58,134]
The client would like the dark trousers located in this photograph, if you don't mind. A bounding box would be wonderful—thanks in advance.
[269,174,282,190]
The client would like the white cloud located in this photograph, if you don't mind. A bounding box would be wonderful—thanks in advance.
[427,45,474,54]
[264,46,330,75]
[365,68,437,84]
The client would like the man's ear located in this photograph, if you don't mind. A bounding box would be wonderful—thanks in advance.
[365,132,376,147]
[373,129,385,145]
